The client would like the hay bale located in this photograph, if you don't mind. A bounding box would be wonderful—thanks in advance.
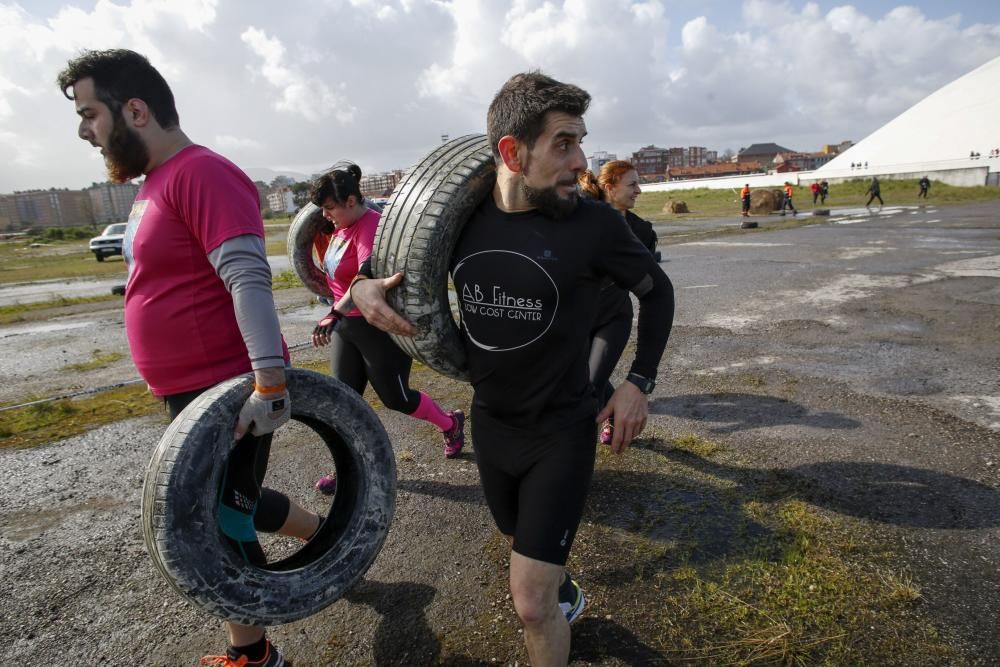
[748,189,781,214]
[662,200,689,214]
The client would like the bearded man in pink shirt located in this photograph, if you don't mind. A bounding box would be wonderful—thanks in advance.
[59,49,316,667]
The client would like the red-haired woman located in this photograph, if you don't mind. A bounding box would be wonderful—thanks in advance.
[578,160,659,444]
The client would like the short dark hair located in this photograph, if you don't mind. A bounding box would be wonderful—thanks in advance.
[310,163,364,207]
[486,71,591,162]
[56,49,179,129]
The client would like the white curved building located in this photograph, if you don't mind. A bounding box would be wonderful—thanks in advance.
[817,55,1000,186]
[644,55,1000,193]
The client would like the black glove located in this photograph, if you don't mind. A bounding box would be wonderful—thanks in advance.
[312,308,343,347]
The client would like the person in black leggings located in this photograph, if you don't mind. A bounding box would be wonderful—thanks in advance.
[309,165,465,495]
[165,388,315,566]
[578,161,659,444]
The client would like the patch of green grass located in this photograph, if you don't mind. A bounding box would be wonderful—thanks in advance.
[63,349,125,372]
[272,269,304,290]
[574,496,952,666]
[0,246,128,284]
[670,432,723,457]
[0,294,120,324]
[635,177,1000,221]
[732,372,768,388]
[0,384,161,450]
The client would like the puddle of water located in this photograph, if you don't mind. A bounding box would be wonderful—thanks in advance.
[0,320,95,338]
[0,255,289,307]
[933,254,1000,279]
[838,247,889,260]
[681,241,793,247]
[0,279,121,307]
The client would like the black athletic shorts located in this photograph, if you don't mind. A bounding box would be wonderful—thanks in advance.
[471,405,597,565]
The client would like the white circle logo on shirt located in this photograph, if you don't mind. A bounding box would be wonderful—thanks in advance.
[453,250,559,352]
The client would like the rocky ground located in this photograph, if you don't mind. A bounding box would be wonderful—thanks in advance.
[1,202,998,665]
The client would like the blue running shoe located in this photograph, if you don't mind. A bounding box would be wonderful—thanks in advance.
[558,573,585,624]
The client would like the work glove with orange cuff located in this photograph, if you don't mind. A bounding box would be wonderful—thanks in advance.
[235,381,290,439]
[312,307,346,347]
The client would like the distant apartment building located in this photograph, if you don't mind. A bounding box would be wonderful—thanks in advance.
[267,188,296,214]
[588,151,617,174]
[0,196,17,230]
[252,181,270,211]
[631,145,670,180]
[705,150,719,163]
[86,181,140,225]
[0,189,93,229]
[686,146,706,167]
[360,171,403,198]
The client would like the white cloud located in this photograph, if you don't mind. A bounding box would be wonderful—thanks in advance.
[0,0,998,194]
[240,26,356,124]
[213,134,264,151]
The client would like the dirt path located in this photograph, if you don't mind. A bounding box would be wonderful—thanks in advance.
[2,203,998,665]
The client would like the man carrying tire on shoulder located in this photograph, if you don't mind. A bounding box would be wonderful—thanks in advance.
[58,49,319,667]
[349,71,674,666]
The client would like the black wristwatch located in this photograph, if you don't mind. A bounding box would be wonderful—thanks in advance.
[626,372,655,395]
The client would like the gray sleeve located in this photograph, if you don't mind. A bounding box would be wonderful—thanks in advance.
[208,234,286,370]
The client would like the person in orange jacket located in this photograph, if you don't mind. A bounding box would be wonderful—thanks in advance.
[740,184,751,217]
[780,181,798,216]
[810,181,820,205]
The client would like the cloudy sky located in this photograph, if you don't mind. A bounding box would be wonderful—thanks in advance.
[2,0,998,192]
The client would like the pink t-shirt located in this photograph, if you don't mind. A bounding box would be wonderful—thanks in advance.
[123,145,286,396]
[317,207,380,316]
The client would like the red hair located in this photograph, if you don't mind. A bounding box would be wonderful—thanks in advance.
[577,160,637,201]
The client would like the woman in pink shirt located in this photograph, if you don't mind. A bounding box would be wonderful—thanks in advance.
[309,164,465,494]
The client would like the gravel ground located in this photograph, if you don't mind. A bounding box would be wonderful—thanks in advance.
[1,202,998,665]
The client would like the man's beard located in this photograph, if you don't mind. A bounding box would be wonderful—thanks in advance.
[104,113,149,183]
[520,166,579,220]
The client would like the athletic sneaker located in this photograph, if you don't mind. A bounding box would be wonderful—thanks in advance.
[599,419,614,446]
[442,409,465,459]
[200,640,290,666]
[558,573,586,624]
[314,472,337,496]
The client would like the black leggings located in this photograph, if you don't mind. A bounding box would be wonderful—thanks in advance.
[165,387,291,566]
[867,192,884,206]
[329,315,421,414]
[588,311,632,408]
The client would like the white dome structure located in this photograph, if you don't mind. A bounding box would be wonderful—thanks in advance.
[817,55,1000,185]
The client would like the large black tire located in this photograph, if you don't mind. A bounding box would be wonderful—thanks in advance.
[286,203,331,298]
[141,368,396,625]
[288,200,386,298]
[372,134,495,381]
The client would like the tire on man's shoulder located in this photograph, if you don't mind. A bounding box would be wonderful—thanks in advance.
[287,203,333,298]
[141,368,396,625]
[372,134,496,381]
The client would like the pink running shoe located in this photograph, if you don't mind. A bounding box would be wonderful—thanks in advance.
[599,419,614,446]
[443,410,465,459]
[314,473,337,495]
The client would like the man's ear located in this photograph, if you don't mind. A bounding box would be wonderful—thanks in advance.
[124,98,151,129]
[497,135,524,173]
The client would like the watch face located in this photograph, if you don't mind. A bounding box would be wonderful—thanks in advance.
[628,374,654,394]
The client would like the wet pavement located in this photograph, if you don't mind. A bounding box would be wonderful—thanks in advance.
[0,255,291,307]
